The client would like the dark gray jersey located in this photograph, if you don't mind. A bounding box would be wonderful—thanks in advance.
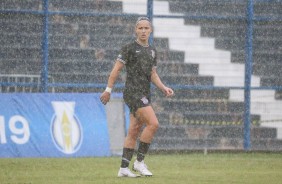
[117,40,157,99]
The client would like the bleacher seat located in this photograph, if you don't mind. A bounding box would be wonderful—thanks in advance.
[151,125,277,150]
[169,0,246,16]
[0,0,42,10]
[49,0,123,13]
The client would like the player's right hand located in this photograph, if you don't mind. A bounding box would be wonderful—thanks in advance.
[100,91,111,105]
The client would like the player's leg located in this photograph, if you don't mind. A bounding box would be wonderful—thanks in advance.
[124,113,143,148]
[137,105,159,143]
[133,105,159,176]
[118,114,143,177]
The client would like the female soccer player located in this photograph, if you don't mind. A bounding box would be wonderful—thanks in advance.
[100,17,174,177]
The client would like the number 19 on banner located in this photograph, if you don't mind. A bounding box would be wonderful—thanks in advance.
[0,115,30,144]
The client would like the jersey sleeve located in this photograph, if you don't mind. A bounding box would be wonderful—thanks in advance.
[116,45,129,64]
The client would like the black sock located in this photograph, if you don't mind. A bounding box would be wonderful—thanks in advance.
[137,141,150,162]
[121,148,135,168]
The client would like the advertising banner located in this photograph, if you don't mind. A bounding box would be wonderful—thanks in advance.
[0,93,112,157]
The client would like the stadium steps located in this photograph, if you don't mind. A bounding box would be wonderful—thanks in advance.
[0,13,42,23]
[0,59,41,75]
[155,125,276,139]
[1,58,198,77]
[215,37,282,53]
[50,60,198,76]
[51,35,170,50]
[0,0,41,10]
[0,47,42,60]
[50,13,139,25]
[201,25,282,66]
[253,64,282,78]
[1,25,164,48]
[50,73,211,86]
[50,73,121,84]
[168,1,246,16]
[0,21,42,35]
[253,1,282,16]
[151,137,282,151]
[0,46,184,63]
[251,101,282,122]
[251,139,282,151]
[49,0,123,13]
[49,23,134,37]
[167,0,282,16]
[275,91,282,100]
[155,125,187,137]
[159,75,214,86]
[231,51,282,65]
[181,8,282,81]
[163,0,282,126]
[198,21,282,42]
[155,111,260,126]
[161,99,246,114]
[260,77,282,87]
[155,88,230,100]
[151,125,281,151]
[151,137,226,151]
[48,48,184,62]
[157,63,199,76]
[148,1,263,89]
[0,34,41,48]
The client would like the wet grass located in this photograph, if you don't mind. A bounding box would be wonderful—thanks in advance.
[0,153,282,184]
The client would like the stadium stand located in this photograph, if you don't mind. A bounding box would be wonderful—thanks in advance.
[0,10,43,92]
[165,0,282,137]
[1,0,282,151]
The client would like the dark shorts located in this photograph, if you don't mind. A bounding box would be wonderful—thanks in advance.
[124,95,151,115]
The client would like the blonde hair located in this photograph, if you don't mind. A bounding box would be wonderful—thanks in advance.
[135,17,152,27]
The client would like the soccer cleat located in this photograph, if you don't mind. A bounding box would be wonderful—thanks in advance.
[133,160,153,176]
[117,167,140,178]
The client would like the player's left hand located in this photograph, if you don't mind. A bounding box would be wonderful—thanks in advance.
[163,86,174,97]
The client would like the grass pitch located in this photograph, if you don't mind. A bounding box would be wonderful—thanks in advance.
[0,153,282,184]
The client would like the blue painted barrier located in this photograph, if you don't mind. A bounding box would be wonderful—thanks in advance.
[0,93,113,157]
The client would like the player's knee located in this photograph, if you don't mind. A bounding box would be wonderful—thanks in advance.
[148,120,159,132]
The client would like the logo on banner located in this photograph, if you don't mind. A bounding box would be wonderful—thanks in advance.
[50,101,83,154]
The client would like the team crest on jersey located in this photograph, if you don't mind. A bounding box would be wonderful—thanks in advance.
[151,50,155,58]
[141,97,149,104]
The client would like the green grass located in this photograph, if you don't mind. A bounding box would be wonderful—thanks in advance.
[1,153,282,184]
